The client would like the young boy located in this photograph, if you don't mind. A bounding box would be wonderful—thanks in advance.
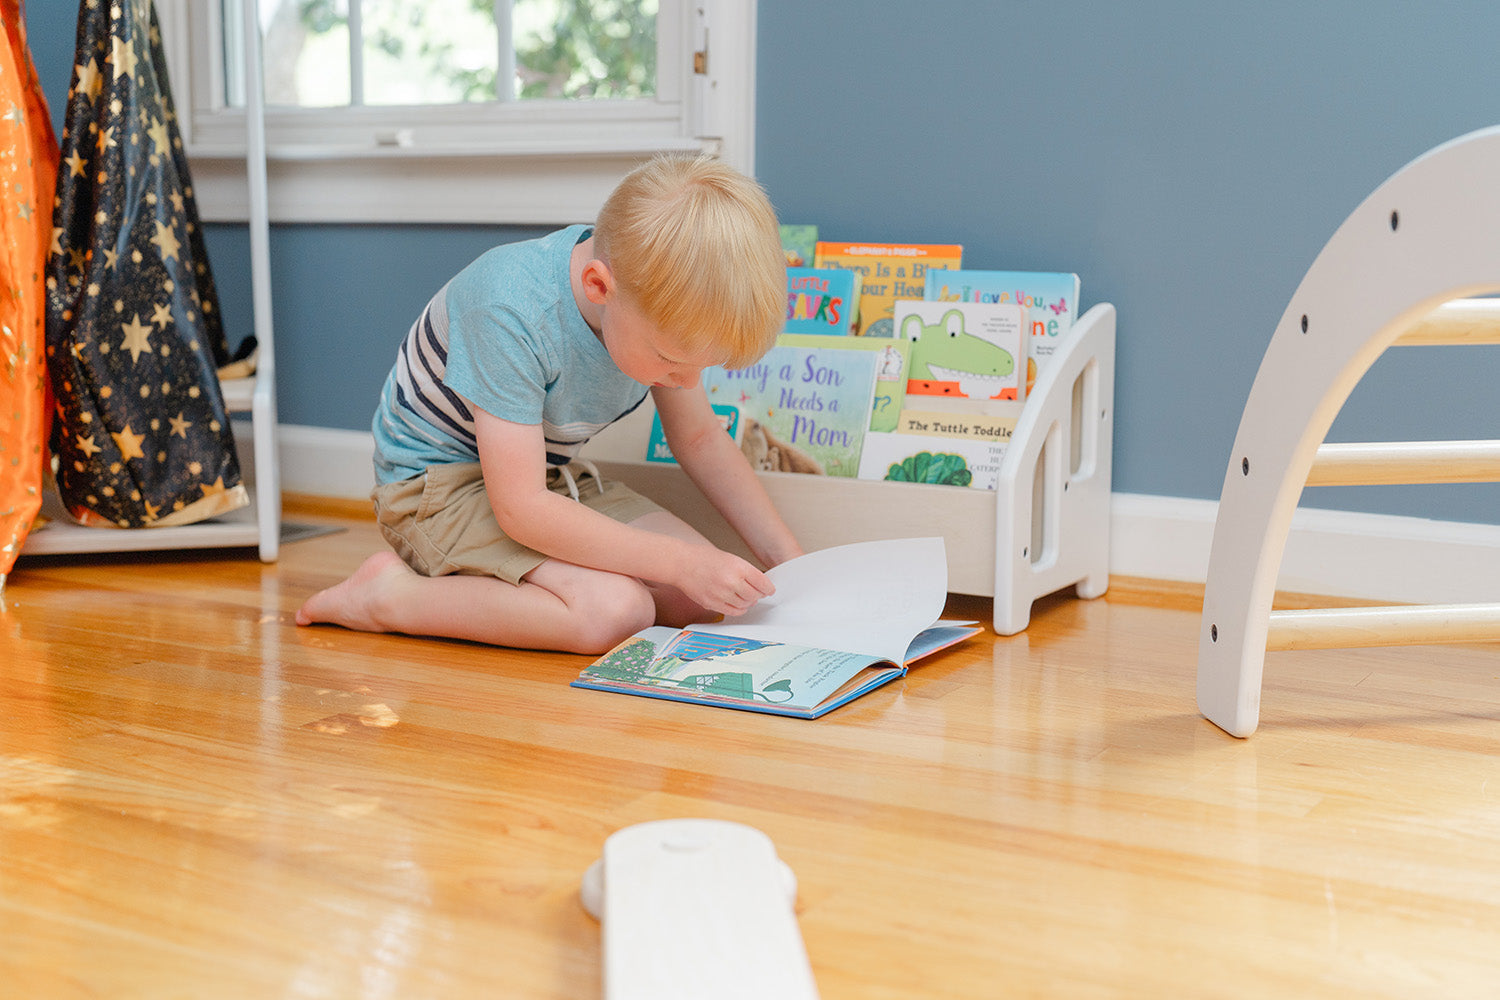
[296,155,804,654]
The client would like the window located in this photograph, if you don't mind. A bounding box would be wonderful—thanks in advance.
[154,0,757,224]
[248,0,661,106]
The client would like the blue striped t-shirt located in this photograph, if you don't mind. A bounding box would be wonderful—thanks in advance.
[371,225,649,485]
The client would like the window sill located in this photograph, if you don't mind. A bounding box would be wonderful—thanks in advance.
[188,138,715,225]
[189,135,709,164]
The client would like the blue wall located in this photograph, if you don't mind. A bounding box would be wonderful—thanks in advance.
[25,2,1500,523]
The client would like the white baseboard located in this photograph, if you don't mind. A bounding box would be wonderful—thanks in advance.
[278,423,377,501]
[1111,492,1500,604]
[272,424,1500,604]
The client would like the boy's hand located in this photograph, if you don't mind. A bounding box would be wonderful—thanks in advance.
[676,548,776,618]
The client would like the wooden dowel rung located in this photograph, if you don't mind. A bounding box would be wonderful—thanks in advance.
[1395,298,1500,346]
[1306,440,1500,486]
[1266,603,1500,651]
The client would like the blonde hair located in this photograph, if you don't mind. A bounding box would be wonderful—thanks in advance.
[594,154,785,369]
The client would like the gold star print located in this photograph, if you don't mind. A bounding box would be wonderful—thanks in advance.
[146,118,169,157]
[75,58,104,101]
[64,152,87,178]
[49,227,63,256]
[76,433,103,458]
[94,124,115,155]
[119,313,153,362]
[168,413,192,438]
[199,477,228,497]
[111,425,145,462]
[149,301,173,328]
[150,219,181,262]
[102,247,117,269]
[142,499,160,520]
[110,32,138,81]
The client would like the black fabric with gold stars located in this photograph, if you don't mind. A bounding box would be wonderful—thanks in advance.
[45,0,241,528]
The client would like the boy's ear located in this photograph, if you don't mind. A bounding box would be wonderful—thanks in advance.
[580,258,614,306]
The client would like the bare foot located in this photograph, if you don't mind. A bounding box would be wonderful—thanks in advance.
[295,551,413,631]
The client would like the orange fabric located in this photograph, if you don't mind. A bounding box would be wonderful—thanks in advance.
[0,0,58,578]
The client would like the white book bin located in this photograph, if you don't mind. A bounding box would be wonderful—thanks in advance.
[583,303,1116,636]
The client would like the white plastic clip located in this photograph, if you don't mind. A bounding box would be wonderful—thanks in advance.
[582,818,818,999]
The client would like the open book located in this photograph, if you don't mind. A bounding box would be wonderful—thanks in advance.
[571,537,981,719]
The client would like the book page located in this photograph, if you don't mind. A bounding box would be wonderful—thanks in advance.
[692,537,948,663]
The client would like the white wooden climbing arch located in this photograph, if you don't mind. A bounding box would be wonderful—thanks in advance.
[1198,125,1500,737]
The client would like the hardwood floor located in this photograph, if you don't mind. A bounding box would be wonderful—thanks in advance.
[4,498,1499,998]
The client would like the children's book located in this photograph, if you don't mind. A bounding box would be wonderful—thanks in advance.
[895,300,1028,401]
[894,408,1019,444]
[856,431,1005,489]
[776,333,909,434]
[924,269,1081,391]
[571,537,981,719]
[641,334,902,461]
[701,341,879,477]
[784,267,861,336]
[780,224,818,268]
[814,242,963,337]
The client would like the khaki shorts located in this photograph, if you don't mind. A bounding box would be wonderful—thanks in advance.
[372,461,665,585]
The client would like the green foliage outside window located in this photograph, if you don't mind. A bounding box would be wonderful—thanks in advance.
[262,0,657,106]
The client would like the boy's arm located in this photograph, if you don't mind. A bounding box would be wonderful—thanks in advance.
[652,384,805,570]
[473,406,775,616]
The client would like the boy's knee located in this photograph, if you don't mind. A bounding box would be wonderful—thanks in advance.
[571,575,656,654]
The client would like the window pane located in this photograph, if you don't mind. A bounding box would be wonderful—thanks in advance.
[261,0,352,107]
[244,0,658,109]
[362,0,501,105]
[514,0,658,100]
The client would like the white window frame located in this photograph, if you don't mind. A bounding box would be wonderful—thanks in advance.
[154,0,757,225]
